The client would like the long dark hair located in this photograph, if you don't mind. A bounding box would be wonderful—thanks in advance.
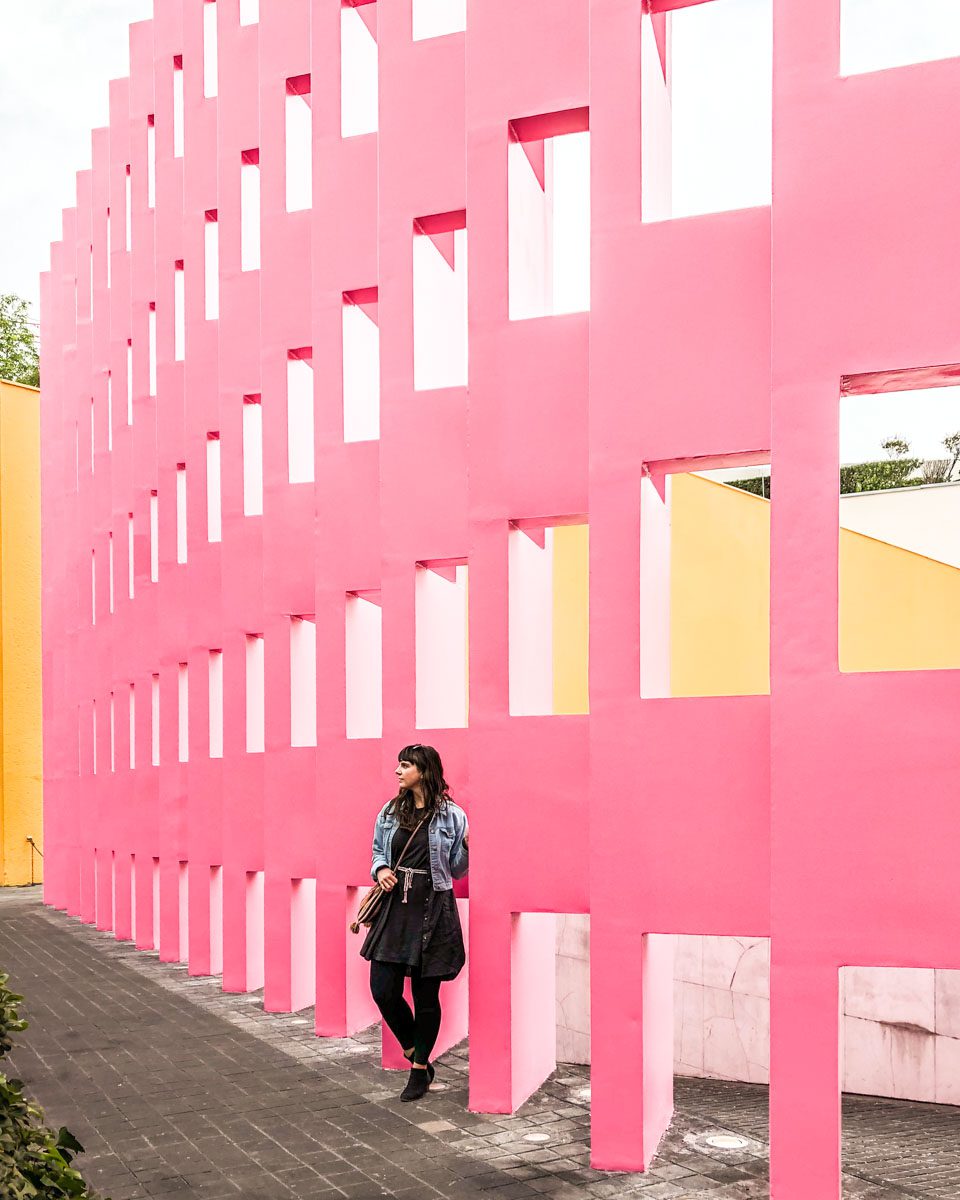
[387,744,453,829]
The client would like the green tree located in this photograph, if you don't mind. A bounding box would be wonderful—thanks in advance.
[0,294,40,388]
[943,431,960,481]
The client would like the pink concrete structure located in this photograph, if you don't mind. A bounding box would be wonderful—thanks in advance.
[40,0,960,1193]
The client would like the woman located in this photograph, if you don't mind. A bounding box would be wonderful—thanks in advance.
[361,743,469,1102]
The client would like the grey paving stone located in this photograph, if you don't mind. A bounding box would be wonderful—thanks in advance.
[1,886,959,1198]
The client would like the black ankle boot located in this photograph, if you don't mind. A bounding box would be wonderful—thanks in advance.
[404,1053,435,1085]
[400,1067,430,1102]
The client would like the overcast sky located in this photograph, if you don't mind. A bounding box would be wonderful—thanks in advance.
[0,1,153,321]
[2,0,958,401]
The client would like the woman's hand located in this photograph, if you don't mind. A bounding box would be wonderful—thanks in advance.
[377,867,398,891]
[463,831,469,848]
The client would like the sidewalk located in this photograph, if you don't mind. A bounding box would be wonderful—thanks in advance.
[0,887,956,1199]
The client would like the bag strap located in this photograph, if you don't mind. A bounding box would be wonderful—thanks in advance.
[388,812,428,874]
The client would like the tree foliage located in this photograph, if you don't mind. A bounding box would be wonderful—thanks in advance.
[0,294,40,388]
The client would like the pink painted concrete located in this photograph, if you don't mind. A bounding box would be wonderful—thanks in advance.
[38,0,960,1188]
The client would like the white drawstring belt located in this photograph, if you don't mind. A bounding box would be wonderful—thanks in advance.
[396,866,429,903]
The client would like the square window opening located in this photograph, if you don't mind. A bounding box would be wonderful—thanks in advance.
[839,370,960,674]
[343,289,380,441]
[346,591,383,739]
[508,110,590,321]
[641,0,772,222]
[341,2,378,137]
[640,454,771,698]
[509,519,589,716]
[415,561,468,729]
[413,211,467,392]
[285,75,312,212]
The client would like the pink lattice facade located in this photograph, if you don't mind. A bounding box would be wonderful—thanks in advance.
[40,0,960,1191]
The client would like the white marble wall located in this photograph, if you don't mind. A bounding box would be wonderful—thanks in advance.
[554,917,960,1105]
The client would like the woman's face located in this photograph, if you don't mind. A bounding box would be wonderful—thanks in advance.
[396,759,422,790]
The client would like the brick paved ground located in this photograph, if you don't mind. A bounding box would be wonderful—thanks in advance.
[1,887,957,1199]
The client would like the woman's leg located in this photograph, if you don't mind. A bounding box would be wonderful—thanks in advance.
[410,970,443,1066]
[369,960,415,1055]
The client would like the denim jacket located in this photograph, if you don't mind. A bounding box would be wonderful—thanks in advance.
[371,800,469,892]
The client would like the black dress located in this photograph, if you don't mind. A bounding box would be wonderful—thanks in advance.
[361,822,465,980]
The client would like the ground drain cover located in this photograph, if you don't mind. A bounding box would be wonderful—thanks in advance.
[703,1133,750,1150]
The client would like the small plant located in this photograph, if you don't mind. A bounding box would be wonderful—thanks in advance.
[0,973,108,1199]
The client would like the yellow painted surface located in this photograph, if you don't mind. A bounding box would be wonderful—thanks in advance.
[552,525,589,714]
[839,531,960,673]
[666,472,960,694]
[669,474,771,697]
[0,380,42,886]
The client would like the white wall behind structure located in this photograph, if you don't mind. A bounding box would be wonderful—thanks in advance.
[840,482,960,568]
[555,917,960,1105]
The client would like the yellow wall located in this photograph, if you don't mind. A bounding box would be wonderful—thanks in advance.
[552,524,589,714]
[669,474,771,697]
[839,529,960,673]
[0,380,42,886]
[668,472,960,693]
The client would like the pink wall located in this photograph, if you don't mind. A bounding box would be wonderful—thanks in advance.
[39,0,960,1190]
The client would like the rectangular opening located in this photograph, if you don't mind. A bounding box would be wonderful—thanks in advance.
[242,395,263,516]
[151,673,160,766]
[173,56,184,157]
[176,464,188,564]
[508,110,590,321]
[241,150,261,271]
[838,371,960,674]
[641,0,772,221]
[290,616,317,747]
[239,0,259,24]
[91,549,96,624]
[147,115,156,209]
[204,210,219,320]
[152,858,161,950]
[90,396,95,472]
[106,207,111,288]
[341,2,378,137]
[107,374,113,451]
[108,531,115,613]
[412,0,465,40]
[128,513,135,598]
[290,878,318,1012]
[640,455,771,698]
[841,965,960,1110]
[206,434,222,542]
[203,0,218,98]
[415,561,468,729]
[285,75,312,212]
[246,633,265,753]
[345,592,382,739]
[178,662,189,763]
[148,302,157,397]
[413,211,467,391]
[209,866,224,975]
[150,490,159,582]
[110,692,116,773]
[342,289,380,441]
[509,520,589,715]
[128,683,136,770]
[245,870,265,991]
[178,861,189,963]
[92,701,97,774]
[209,649,223,758]
[126,340,133,424]
[841,0,960,75]
[125,164,132,249]
[174,260,185,361]
[287,350,315,484]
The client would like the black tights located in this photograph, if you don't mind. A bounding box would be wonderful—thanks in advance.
[369,960,443,1066]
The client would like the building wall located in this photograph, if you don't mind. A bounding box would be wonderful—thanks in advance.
[554,473,960,1102]
[39,1,960,1186]
[0,380,43,886]
[840,481,960,569]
